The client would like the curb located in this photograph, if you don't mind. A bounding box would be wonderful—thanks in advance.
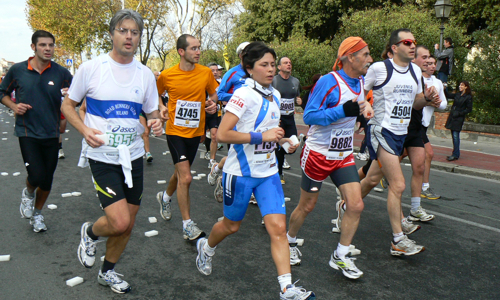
[354,147,500,181]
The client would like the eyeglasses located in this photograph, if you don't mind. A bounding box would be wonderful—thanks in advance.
[115,28,140,37]
[395,39,417,47]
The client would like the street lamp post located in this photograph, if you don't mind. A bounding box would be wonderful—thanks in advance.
[434,0,453,52]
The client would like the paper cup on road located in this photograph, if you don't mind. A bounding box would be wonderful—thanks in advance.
[13,172,20,176]
[71,192,81,197]
[47,204,58,210]
[61,193,72,198]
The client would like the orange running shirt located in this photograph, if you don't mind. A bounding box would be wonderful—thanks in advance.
[157,64,218,138]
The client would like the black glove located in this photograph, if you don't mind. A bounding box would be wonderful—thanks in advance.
[343,100,360,117]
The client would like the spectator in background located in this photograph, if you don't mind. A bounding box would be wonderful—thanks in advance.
[444,81,473,161]
[297,73,321,111]
[434,37,454,89]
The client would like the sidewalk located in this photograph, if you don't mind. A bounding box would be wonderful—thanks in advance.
[294,114,500,181]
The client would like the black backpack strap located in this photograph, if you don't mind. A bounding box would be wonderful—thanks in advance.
[408,62,418,85]
[373,59,393,90]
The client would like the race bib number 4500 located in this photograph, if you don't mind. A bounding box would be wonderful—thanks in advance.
[327,128,354,160]
[174,100,201,128]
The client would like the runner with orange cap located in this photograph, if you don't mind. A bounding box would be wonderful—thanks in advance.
[286,36,373,279]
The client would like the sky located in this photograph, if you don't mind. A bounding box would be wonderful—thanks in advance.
[0,0,33,63]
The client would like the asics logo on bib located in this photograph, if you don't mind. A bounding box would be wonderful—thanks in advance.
[111,126,136,133]
[337,129,354,136]
[396,99,412,105]
[180,102,200,108]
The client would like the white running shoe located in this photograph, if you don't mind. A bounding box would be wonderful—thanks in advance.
[146,152,153,163]
[58,149,65,159]
[249,193,257,205]
[408,206,435,222]
[390,235,425,256]
[283,158,291,169]
[20,188,34,219]
[208,159,217,169]
[97,269,131,294]
[183,220,205,240]
[30,214,47,233]
[78,222,98,268]
[214,177,223,203]
[401,217,421,235]
[204,151,211,160]
[329,251,363,279]
[280,281,315,300]
[156,192,172,220]
[355,152,368,161]
[196,238,213,275]
[207,163,221,186]
[298,133,306,148]
[290,243,302,266]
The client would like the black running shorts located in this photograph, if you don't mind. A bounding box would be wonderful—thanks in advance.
[89,158,143,209]
[166,135,201,165]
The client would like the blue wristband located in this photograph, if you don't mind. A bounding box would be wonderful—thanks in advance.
[249,132,263,145]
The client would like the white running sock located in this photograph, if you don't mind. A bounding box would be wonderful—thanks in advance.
[278,273,292,292]
[336,243,350,259]
[393,232,404,243]
[203,241,216,256]
[182,219,192,229]
[214,165,221,174]
[411,197,421,211]
[162,191,171,202]
[286,232,296,244]
[422,183,430,191]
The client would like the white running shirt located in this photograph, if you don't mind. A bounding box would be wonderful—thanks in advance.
[68,54,158,164]
[365,59,423,135]
[422,75,447,127]
[223,78,281,178]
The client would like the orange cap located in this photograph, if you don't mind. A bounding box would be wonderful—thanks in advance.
[333,37,368,70]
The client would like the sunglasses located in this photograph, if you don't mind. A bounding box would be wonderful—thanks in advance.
[395,39,417,47]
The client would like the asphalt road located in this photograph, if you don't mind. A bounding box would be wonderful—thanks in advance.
[0,110,499,299]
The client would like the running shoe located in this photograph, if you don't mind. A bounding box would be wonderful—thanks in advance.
[214,177,223,203]
[280,174,285,185]
[208,159,217,170]
[298,134,306,148]
[196,238,213,275]
[280,281,315,300]
[30,214,47,233]
[204,151,211,160]
[421,188,441,200]
[217,143,223,150]
[78,222,98,268]
[58,148,65,159]
[146,152,153,163]
[390,235,425,256]
[97,269,131,294]
[207,163,221,186]
[283,158,291,169]
[20,187,34,219]
[261,218,265,225]
[156,192,172,220]
[249,193,257,205]
[183,220,204,240]
[356,152,368,161]
[329,251,363,279]
[335,200,345,232]
[401,217,421,235]
[380,177,389,189]
[408,206,435,222]
[289,243,302,266]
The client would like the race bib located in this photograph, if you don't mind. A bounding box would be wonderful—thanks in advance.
[326,128,354,160]
[174,100,201,128]
[389,96,412,126]
[105,123,137,148]
[280,98,295,115]
[253,128,276,164]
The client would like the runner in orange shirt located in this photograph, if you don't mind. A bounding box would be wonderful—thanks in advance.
[156,34,218,240]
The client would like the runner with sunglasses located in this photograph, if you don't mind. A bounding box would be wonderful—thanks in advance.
[358,29,439,256]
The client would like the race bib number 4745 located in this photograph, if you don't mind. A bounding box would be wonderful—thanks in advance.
[174,100,201,128]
